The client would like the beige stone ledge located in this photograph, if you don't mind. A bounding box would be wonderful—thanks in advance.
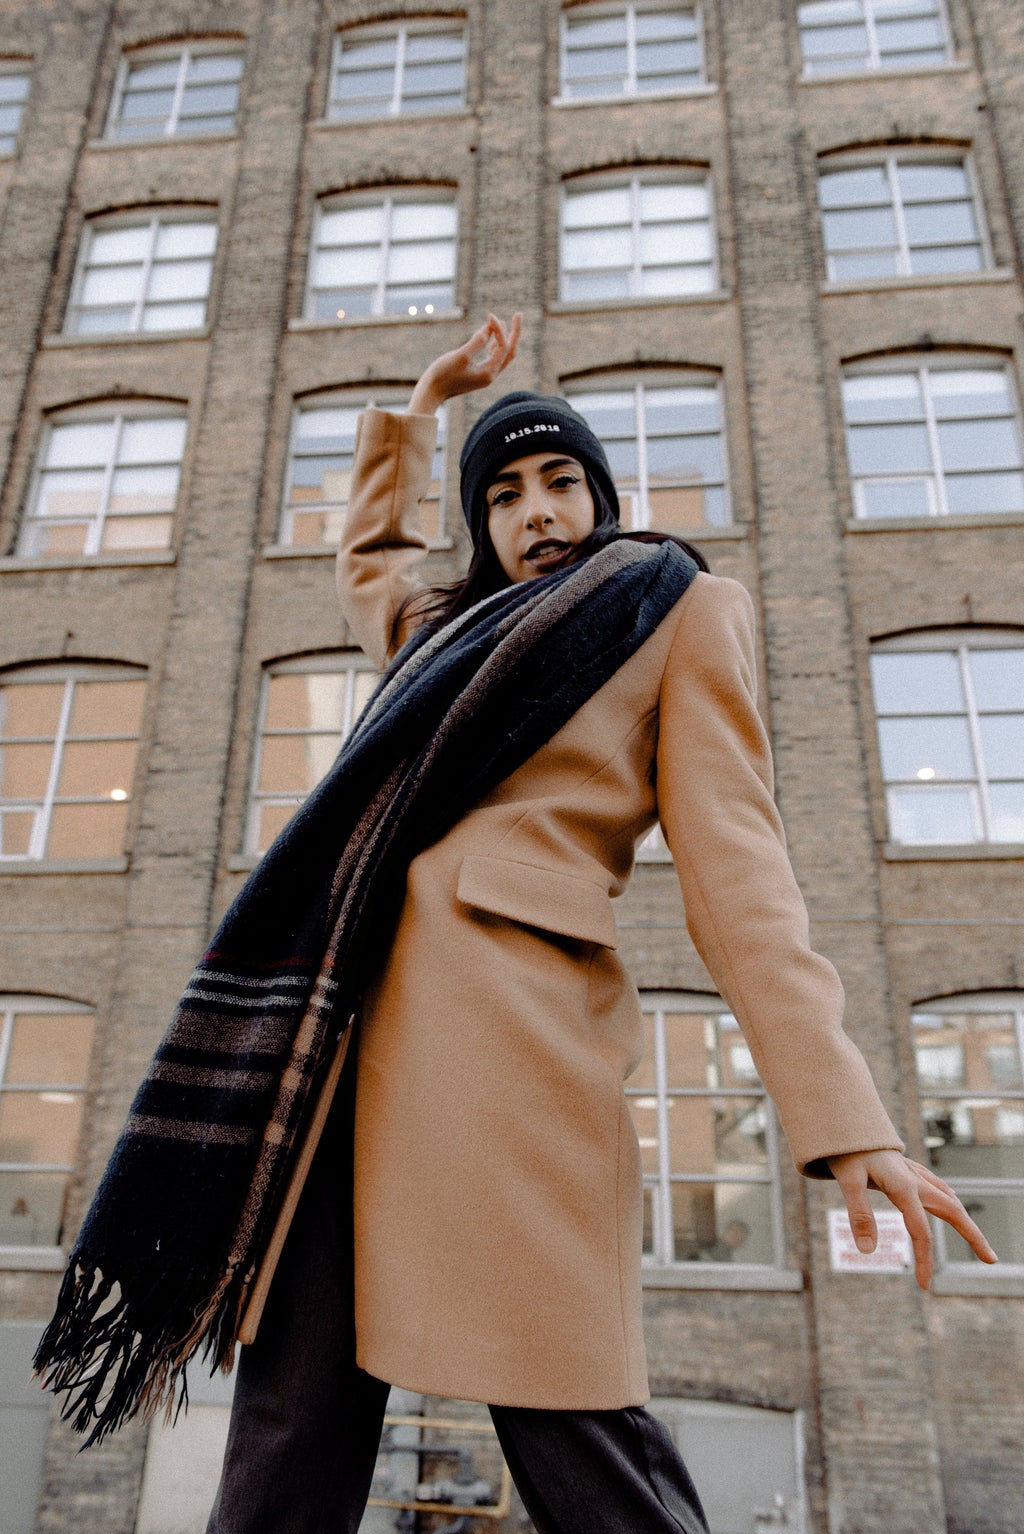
[310,111,473,132]
[85,133,239,151]
[546,292,731,316]
[642,1265,803,1291]
[883,843,1024,862]
[261,539,455,558]
[797,60,972,88]
[41,328,210,349]
[288,309,464,333]
[0,1246,65,1271]
[823,268,1016,296]
[0,856,129,875]
[845,512,1024,534]
[930,1269,1024,1298]
[0,551,176,572]
[550,85,717,109]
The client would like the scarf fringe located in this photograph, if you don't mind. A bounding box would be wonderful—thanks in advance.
[33,1252,245,1448]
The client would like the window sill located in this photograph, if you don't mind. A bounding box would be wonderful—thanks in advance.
[548,292,729,315]
[228,853,261,872]
[262,539,454,559]
[85,131,239,151]
[42,327,211,349]
[0,550,176,572]
[551,84,717,108]
[930,1268,1024,1297]
[797,60,970,88]
[288,310,464,333]
[0,856,130,875]
[846,511,1024,534]
[0,1246,65,1271]
[883,843,1024,862]
[310,109,472,131]
[642,1265,803,1291]
[823,268,1014,296]
[678,523,747,541]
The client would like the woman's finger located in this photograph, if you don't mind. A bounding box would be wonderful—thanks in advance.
[830,1157,878,1254]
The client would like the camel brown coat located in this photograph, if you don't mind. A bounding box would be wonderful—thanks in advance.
[327,406,903,1410]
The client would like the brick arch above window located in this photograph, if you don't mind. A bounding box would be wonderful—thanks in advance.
[65,207,219,337]
[0,661,147,864]
[17,399,189,559]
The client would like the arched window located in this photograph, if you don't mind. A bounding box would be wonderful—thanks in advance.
[869,630,1024,847]
[560,169,716,302]
[106,41,243,140]
[819,149,990,281]
[842,356,1024,521]
[0,663,147,861]
[797,0,953,77]
[632,992,791,1276]
[558,3,705,99]
[18,403,187,557]
[0,994,95,1252]
[305,190,458,321]
[65,209,219,336]
[246,653,380,854]
[912,993,1024,1272]
[280,392,447,548]
[565,371,730,529]
[0,64,30,156]
[329,18,466,120]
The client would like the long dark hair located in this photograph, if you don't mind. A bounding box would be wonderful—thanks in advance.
[390,473,710,649]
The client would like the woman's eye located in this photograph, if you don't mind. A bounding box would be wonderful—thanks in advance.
[489,488,517,507]
[549,474,580,489]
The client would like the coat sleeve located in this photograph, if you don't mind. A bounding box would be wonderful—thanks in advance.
[655,573,904,1178]
[335,406,439,669]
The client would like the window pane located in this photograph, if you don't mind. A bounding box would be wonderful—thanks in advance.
[0,683,65,738]
[915,1010,1022,1090]
[969,650,1024,712]
[567,15,629,47]
[847,422,931,474]
[33,470,105,524]
[56,739,137,798]
[253,801,298,850]
[46,421,116,469]
[46,801,128,858]
[822,207,897,250]
[930,370,1013,419]
[640,222,713,264]
[154,222,217,258]
[876,716,975,782]
[936,419,1020,473]
[67,679,145,736]
[989,784,1024,842]
[390,202,457,240]
[858,479,934,518]
[320,205,386,247]
[80,264,145,307]
[186,54,244,83]
[922,1098,1024,1179]
[88,225,150,264]
[118,417,187,464]
[141,301,207,331]
[387,240,455,284]
[180,83,239,116]
[6,1013,94,1085]
[941,1192,1024,1267]
[564,227,633,270]
[977,713,1024,780]
[147,258,212,301]
[258,733,339,794]
[315,245,381,287]
[842,372,922,422]
[641,263,714,296]
[0,809,35,857]
[870,650,964,713]
[671,1181,775,1265]
[887,785,978,843]
[904,201,978,248]
[0,1170,69,1247]
[0,1091,84,1165]
[264,673,347,732]
[819,165,891,208]
[101,515,172,550]
[944,471,1024,515]
[564,186,631,229]
[405,30,465,62]
[646,386,720,434]
[0,743,53,798]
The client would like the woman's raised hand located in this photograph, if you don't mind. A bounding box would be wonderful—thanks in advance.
[826,1147,998,1289]
[408,312,522,416]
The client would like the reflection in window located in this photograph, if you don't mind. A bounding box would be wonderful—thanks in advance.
[561,174,715,301]
[869,634,1024,846]
[560,5,704,98]
[0,997,94,1249]
[0,666,146,861]
[819,156,986,281]
[107,46,243,140]
[0,70,30,155]
[67,215,218,335]
[913,995,1024,1268]
[306,194,458,321]
[567,378,729,528]
[247,656,380,853]
[798,0,952,76]
[281,398,446,546]
[628,995,786,1269]
[329,22,466,119]
[842,363,1024,520]
[18,410,186,557]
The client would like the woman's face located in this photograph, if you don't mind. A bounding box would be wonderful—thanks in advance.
[485,452,596,584]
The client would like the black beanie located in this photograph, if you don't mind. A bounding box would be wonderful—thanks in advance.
[459,391,620,546]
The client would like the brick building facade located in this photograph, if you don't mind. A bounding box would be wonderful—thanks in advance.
[0,2,1021,1531]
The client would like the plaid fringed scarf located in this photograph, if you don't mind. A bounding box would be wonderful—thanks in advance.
[34,538,697,1445]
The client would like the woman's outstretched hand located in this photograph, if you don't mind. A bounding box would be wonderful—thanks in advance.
[408,312,522,416]
[826,1147,998,1289]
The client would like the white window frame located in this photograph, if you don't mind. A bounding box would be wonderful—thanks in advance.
[912,992,1024,1278]
[280,393,448,548]
[869,628,1024,847]
[0,663,146,862]
[305,190,459,322]
[819,149,992,282]
[798,0,954,77]
[565,371,731,530]
[842,355,1024,522]
[65,210,218,337]
[0,995,94,1262]
[0,65,31,156]
[17,403,187,558]
[557,3,706,101]
[245,653,380,855]
[633,992,792,1281]
[560,169,718,303]
[328,18,467,120]
[105,41,244,141]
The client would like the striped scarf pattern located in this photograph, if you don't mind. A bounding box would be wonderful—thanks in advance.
[34,538,697,1444]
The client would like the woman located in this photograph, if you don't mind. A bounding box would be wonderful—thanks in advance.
[37,315,995,1534]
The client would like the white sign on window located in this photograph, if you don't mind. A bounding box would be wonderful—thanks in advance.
[827,1208,913,1273]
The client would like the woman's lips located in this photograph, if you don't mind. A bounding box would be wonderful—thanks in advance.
[524,539,570,570]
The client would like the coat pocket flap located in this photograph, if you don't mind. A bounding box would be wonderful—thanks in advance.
[456,854,618,949]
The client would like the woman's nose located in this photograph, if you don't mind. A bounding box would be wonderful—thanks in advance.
[523,495,553,529]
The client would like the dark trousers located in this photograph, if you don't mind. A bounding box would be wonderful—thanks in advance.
[207,1063,709,1534]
